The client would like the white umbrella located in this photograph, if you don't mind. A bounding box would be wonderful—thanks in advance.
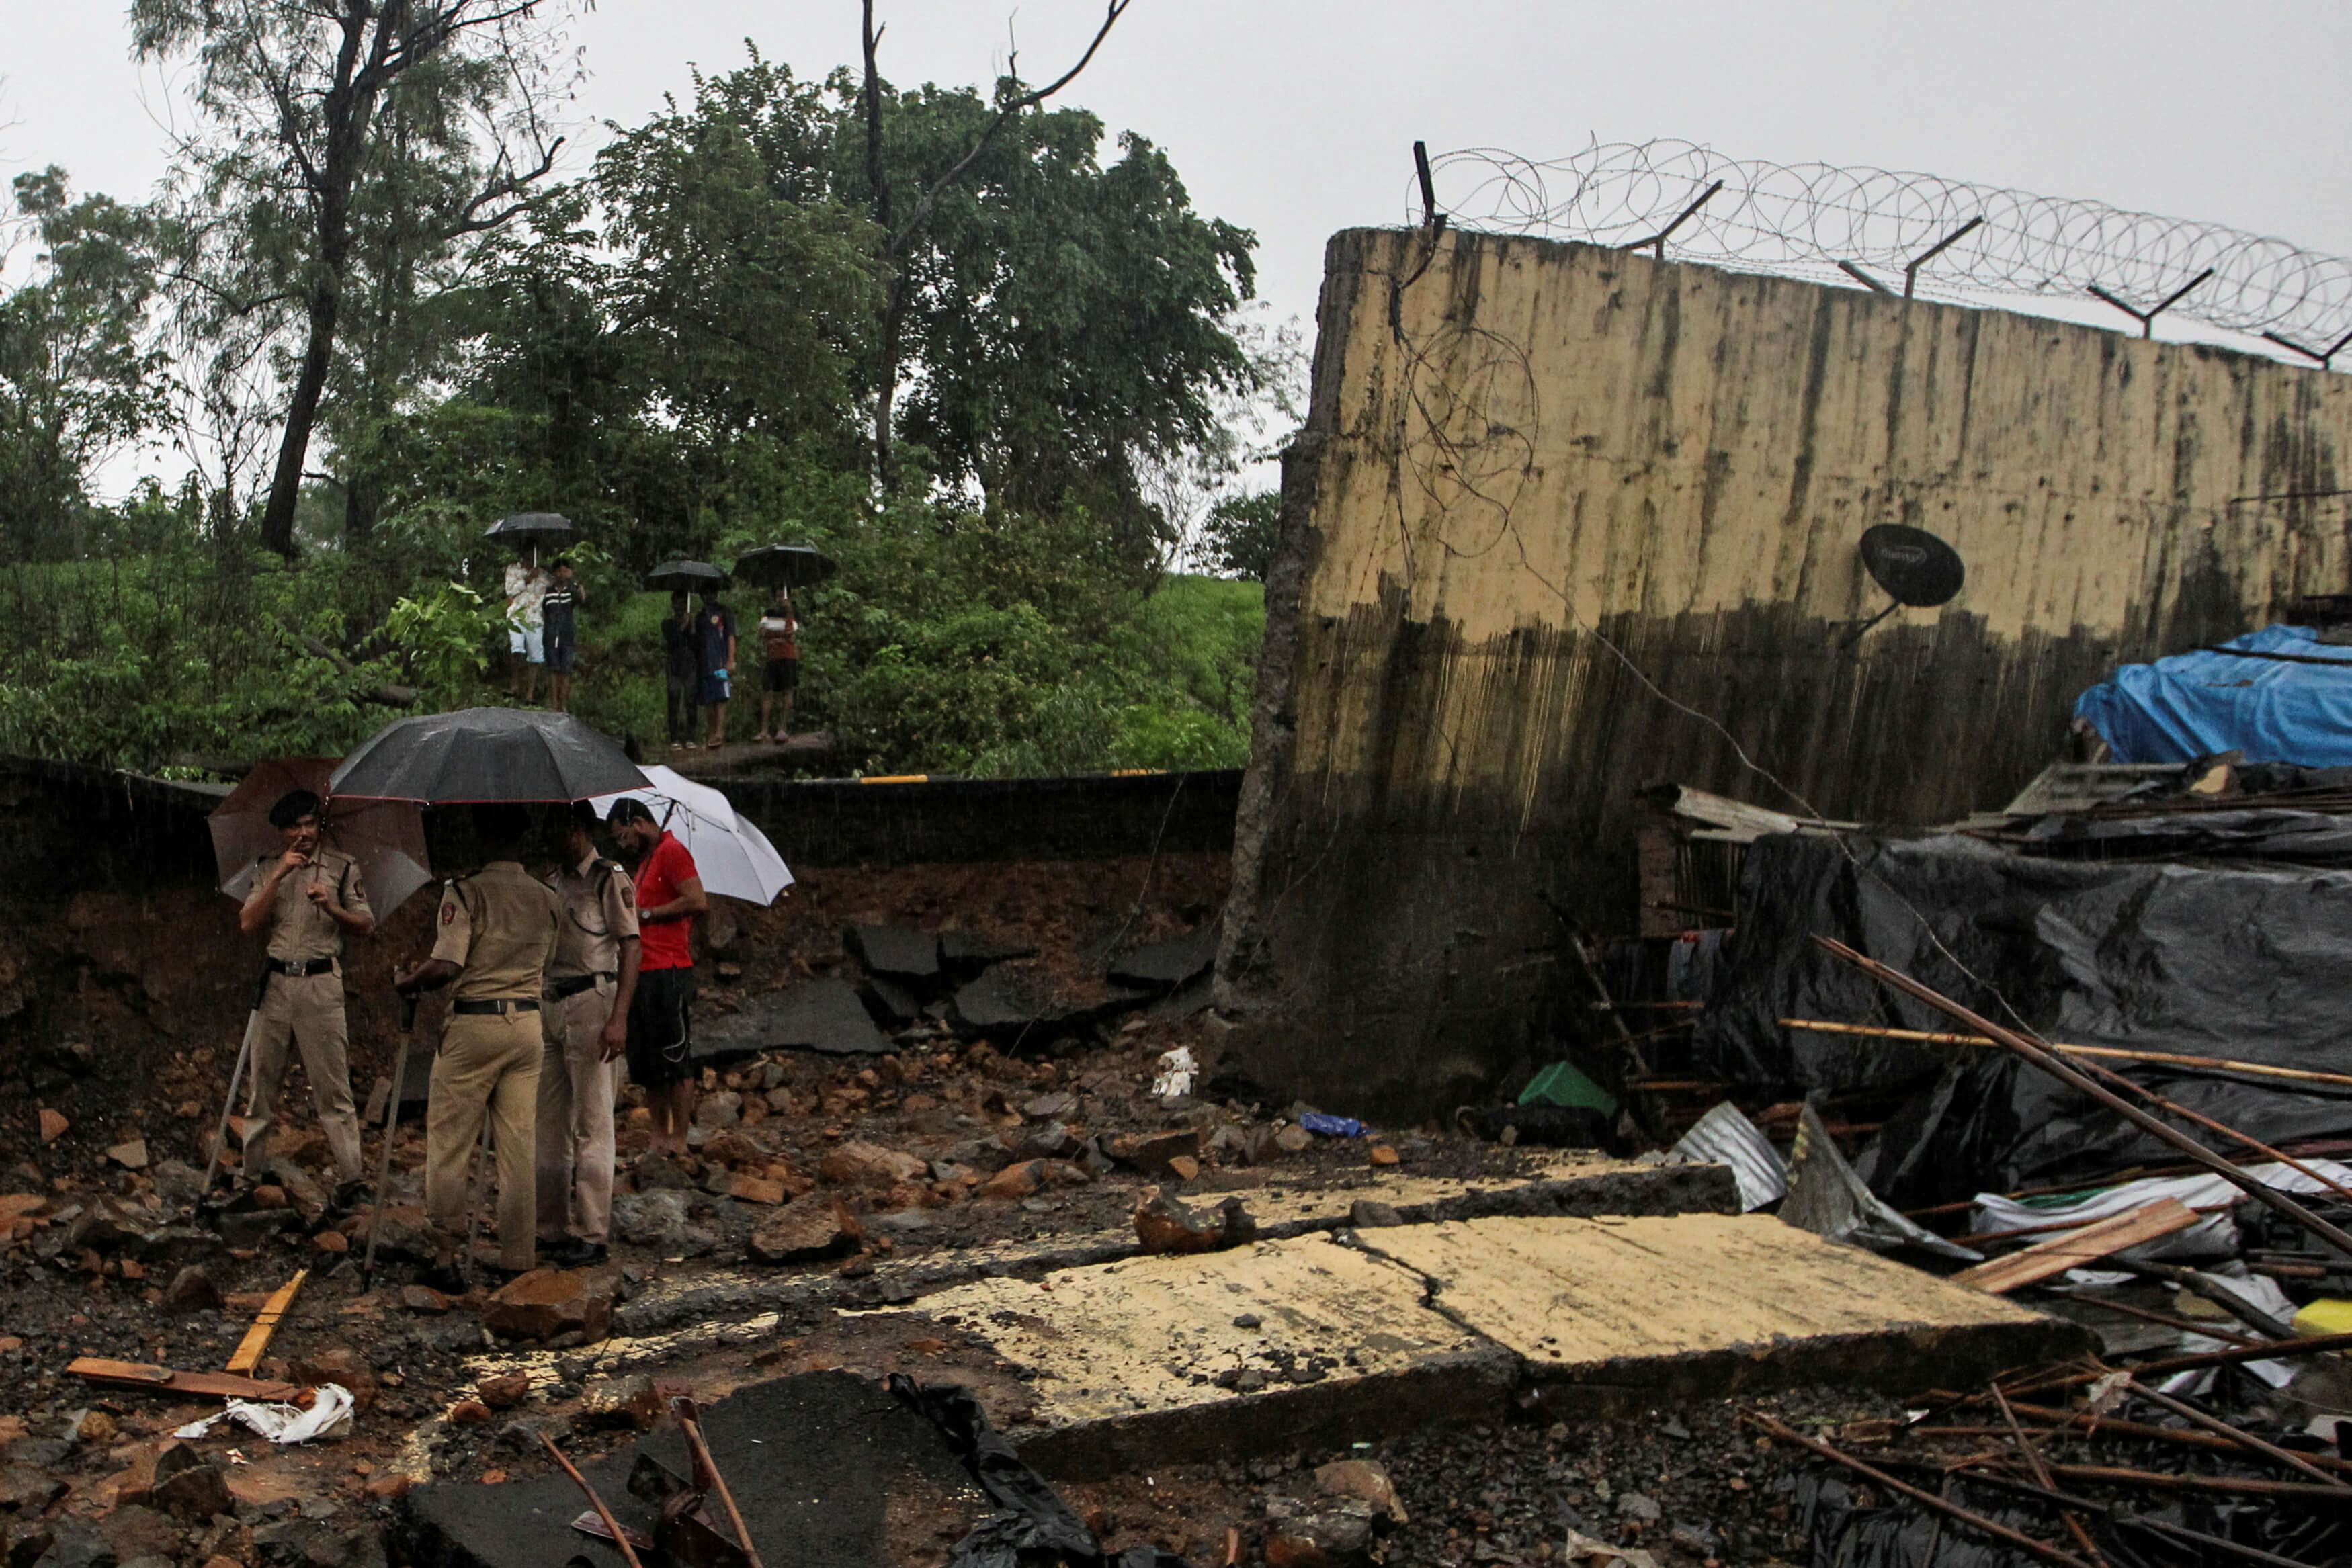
[594,765,794,906]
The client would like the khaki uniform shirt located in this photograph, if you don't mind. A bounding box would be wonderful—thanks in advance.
[546,853,640,982]
[428,861,562,1001]
[254,848,370,963]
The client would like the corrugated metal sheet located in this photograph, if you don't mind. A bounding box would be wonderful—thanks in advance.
[1670,1102,1786,1213]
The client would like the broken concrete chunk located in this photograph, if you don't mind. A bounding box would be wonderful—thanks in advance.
[37,1111,66,1143]
[575,1373,665,1431]
[480,1268,618,1343]
[1107,924,1219,990]
[843,924,941,980]
[948,971,1147,1039]
[861,975,926,1025]
[695,979,892,1061]
[745,1198,861,1265]
[1265,1499,1377,1566]
[105,1139,149,1171]
[1347,1200,1404,1229]
[937,930,1038,969]
[1273,1124,1314,1155]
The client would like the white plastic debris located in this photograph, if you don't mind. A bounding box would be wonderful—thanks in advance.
[1151,1046,1197,1098]
[175,1383,355,1444]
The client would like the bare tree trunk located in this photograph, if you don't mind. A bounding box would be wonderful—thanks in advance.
[259,285,341,558]
[862,0,896,488]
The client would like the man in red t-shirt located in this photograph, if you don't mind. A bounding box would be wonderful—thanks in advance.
[606,799,708,1153]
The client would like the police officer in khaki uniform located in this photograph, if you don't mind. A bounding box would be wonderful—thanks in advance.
[394,803,562,1290]
[236,789,372,1203]
[536,802,640,1267]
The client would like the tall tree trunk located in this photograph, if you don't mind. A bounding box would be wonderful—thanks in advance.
[862,0,896,488]
[258,284,340,558]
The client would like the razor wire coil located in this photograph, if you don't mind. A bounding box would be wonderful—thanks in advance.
[1422,140,2352,357]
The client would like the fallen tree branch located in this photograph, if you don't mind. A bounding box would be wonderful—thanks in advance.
[294,630,417,707]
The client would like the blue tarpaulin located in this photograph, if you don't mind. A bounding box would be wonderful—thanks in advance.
[2074,624,2352,765]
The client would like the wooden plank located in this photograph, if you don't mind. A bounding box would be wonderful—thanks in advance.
[1952,1198,2200,1295]
[69,1356,301,1402]
[225,1268,308,1375]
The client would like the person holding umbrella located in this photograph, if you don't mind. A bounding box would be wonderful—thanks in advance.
[605,797,707,1154]
[753,586,799,743]
[540,560,586,715]
[661,592,699,751]
[535,802,640,1268]
[236,789,374,1207]
[694,589,737,750]
[393,803,565,1290]
[503,552,549,705]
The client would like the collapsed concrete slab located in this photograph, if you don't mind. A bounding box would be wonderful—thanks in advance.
[394,1370,982,1568]
[695,979,891,1061]
[896,1214,2086,1480]
[1107,924,1218,990]
[843,923,940,982]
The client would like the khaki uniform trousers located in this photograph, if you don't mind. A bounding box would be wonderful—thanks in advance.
[535,983,620,1246]
[243,969,364,1182]
[424,1010,542,1272]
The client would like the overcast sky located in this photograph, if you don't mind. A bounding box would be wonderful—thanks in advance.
[5,0,2351,468]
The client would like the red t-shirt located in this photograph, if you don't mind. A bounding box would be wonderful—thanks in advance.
[633,832,699,971]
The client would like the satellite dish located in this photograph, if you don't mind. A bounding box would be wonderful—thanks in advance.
[1845,525,1966,646]
[1859,523,1966,607]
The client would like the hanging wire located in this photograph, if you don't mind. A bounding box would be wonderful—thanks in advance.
[1422,140,2352,355]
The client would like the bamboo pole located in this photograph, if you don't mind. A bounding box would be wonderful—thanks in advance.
[1781,1017,2352,1092]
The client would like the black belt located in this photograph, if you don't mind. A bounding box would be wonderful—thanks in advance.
[267,957,336,977]
[547,972,616,1000]
[452,998,540,1015]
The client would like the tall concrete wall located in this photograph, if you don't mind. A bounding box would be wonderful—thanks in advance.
[1219,226,2352,1117]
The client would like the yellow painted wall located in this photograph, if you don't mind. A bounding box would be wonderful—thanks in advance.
[1221,226,2352,1115]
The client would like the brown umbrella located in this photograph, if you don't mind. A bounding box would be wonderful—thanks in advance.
[201,759,431,1199]
[209,757,433,918]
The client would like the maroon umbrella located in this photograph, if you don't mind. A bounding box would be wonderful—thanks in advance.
[208,757,433,919]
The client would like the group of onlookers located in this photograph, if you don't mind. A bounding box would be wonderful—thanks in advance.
[504,554,800,750]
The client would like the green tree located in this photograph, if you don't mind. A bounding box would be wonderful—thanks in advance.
[0,171,171,560]
[1199,490,1282,581]
[132,0,578,558]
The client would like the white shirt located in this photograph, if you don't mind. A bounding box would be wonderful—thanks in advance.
[504,563,548,629]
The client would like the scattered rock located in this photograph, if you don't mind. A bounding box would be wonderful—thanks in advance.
[575,1374,666,1432]
[1107,924,1219,990]
[95,1506,179,1565]
[448,1401,493,1427]
[105,1139,149,1170]
[817,1142,926,1188]
[37,1111,66,1144]
[162,1264,222,1314]
[362,1475,409,1501]
[475,1373,530,1410]
[65,1409,117,1447]
[1368,1145,1400,1167]
[1134,1190,1256,1255]
[3,1522,54,1568]
[288,1346,378,1409]
[726,1174,786,1205]
[1265,1500,1376,1567]
[1108,1128,1202,1178]
[149,1453,233,1522]
[1273,1124,1314,1155]
[1021,1092,1077,1121]
[1167,1155,1200,1180]
[480,1268,618,1343]
[745,1198,861,1265]
[611,1190,694,1249]
[693,1092,743,1129]
[0,1468,65,1513]
[1314,1458,1406,1522]
[1615,1491,1663,1522]
[1348,1200,1404,1229]
[39,1526,114,1568]
[400,1284,450,1315]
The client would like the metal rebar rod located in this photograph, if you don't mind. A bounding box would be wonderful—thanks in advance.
[539,1431,646,1568]
[1745,1413,2089,1568]
[677,1414,764,1568]
[2127,1381,2351,1491]
[1992,1384,2111,1568]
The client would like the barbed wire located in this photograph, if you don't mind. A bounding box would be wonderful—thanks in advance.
[1422,140,2352,362]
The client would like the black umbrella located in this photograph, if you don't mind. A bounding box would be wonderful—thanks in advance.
[484,512,576,542]
[731,543,838,590]
[329,707,648,803]
[647,558,728,592]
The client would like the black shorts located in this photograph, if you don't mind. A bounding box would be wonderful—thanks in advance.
[625,966,696,1088]
[763,657,798,693]
[545,625,577,674]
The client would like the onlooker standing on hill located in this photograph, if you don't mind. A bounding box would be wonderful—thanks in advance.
[694,590,737,749]
[503,554,548,704]
[607,798,706,1156]
[661,592,699,751]
[540,560,585,713]
[753,586,798,743]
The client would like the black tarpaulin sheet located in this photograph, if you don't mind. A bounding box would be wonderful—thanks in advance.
[1697,830,2352,1207]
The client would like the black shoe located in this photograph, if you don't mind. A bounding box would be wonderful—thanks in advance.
[543,1237,607,1268]
[416,1264,466,1295]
